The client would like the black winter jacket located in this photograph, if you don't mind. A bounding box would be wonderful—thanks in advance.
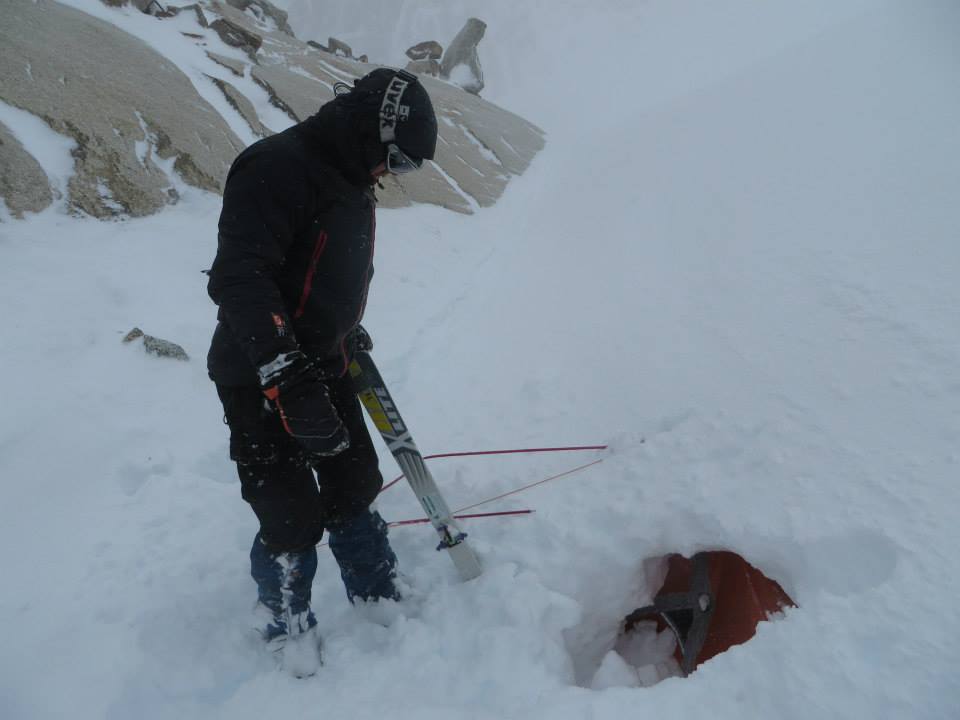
[207,104,377,386]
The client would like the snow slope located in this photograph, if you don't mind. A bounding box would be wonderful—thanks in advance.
[2,1,959,718]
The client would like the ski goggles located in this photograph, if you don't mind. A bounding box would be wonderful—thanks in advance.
[385,143,423,175]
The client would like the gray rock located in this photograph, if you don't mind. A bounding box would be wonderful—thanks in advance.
[208,75,271,137]
[136,0,165,13]
[1,0,243,218]
[329,37,354,58]
[225,0,294,37]
[406,59,441,77]
[250,64,322,123]
[162,4,209,27]
[407,41,443,61]
[441,19,486,95]
[0,120,53,218]
[210,18,263,60]
[210,2,544,213]
[418,71,547,209]
[100,0,165,11]
[206,51,246,77]
[123,327,190,361]
[6,1,542,220]
[189,3,209,26]
[204,1,544,213]
[150,3,208,25]
[307,37,354,59]
[377,163,472,215]
[428,80,544,180]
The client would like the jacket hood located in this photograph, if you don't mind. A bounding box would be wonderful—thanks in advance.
[295,100,377,187]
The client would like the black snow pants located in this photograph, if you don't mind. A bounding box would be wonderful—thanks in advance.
[216,374,384,553]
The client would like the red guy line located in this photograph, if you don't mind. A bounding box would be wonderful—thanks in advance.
[389,509,534,527]
[453,459,605,514]
[379,444,608,494]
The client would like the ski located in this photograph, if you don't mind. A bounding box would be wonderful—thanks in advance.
[349,350,483,581]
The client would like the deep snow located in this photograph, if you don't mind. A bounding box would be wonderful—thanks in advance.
[2,1,959,718]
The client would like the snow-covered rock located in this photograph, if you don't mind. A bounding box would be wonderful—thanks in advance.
[225,0,295,38]
[406,41,443,61]
[0,0,243,217]
[207,0,543,213]
[0,0,544,218]
[0,120,53,219]
[440,18,486,95]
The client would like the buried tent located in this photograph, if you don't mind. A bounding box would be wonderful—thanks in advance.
[619,550,796,677]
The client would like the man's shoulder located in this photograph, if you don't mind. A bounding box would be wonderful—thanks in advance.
[227,128,307,178]
[226,127,370,209]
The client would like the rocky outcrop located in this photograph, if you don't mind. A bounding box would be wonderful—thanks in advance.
[307,39,368,64]
[405,42,443,77]
[158,3,209,26]
[2,0,543,219]
[441,19,486,95]
[250,64,320,122]
[225,0,294,37]
[206,51,246,77]
[428,84,543,208]
[407,41,443,61]
[406,59,441,77]
[208,76,272,137]
[102,0,166,12]
[326,37,354,58]
[210,17,262,60]
[207,1,542,213]
[137,0,165,13]
[0,121,53,218]
[0,0,243,218]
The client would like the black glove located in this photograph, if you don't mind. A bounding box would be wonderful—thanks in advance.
[347,324,373,355]
[258,351,349,458]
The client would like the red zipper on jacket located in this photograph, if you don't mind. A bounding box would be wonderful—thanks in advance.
[294,231,328,319]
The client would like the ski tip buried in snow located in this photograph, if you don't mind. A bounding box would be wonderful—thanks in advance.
[446,537,483,581]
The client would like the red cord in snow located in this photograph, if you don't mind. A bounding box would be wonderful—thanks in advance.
[453,458,604,514]
[318,446,607,546]
[379,444,608,494]
[389,509,534,528]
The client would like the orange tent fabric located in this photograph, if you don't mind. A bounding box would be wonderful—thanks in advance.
[623,551,795,674]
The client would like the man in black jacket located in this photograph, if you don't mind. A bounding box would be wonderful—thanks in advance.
[207,68,437,664]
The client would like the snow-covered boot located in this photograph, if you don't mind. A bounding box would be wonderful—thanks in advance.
[250,534,322,676]
[327,510,400,604]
